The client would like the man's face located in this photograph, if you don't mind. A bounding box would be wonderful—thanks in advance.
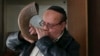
[41,10,66,39]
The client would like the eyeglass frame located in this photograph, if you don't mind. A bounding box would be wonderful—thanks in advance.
[39,20,64,28]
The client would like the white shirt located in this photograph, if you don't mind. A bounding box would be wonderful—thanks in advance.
[30,46,43,56]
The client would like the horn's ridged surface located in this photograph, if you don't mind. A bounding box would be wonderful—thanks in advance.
[18,2,37,41]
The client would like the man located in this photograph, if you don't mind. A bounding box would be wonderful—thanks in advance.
[6,6,80,56]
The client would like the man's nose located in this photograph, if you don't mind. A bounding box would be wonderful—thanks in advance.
[42,25,49,31]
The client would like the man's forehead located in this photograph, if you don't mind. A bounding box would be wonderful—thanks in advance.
[43,10,63,24]
[43,10,63,18]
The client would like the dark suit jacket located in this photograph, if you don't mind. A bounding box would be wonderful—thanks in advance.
[22,28,80,56]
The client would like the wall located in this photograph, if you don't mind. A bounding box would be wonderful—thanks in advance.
[67,0,88,56]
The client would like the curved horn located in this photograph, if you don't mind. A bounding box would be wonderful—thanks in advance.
[18,2,38,42]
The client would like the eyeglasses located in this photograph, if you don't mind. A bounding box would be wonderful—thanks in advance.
[39,20,62,28]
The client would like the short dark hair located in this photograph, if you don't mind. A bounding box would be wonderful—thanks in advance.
[47,6,67,22]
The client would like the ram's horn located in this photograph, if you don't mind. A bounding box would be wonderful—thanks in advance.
[18,2,38,42]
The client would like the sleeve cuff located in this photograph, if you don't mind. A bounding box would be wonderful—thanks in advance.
[36,36,53,51]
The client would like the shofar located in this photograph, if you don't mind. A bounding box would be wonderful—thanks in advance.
[18,2,38,42]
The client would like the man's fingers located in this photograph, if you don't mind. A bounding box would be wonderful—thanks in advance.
[29,27,32,32]
[29,26,36,35]
[35,27,49,39]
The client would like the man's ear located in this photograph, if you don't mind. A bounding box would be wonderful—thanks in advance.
[62,22,66,27]
[61,22,66,30]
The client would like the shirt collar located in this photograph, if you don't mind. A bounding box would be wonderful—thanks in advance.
[54,31,64,42]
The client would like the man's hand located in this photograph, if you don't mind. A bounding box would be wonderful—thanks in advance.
[29,24,37,35]
[29,24,49,40]
[20,24,37,43]
[35,28,48,39]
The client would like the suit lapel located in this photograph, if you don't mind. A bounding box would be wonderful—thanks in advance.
[22,42,36,56]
